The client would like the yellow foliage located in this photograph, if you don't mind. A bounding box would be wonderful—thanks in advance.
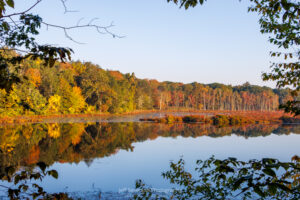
[0,128,19,153]
[22,125,34,140]
[0,89,7,114]
[69,86,86,113]
[69,123,85,145]
[198,104,203,110]
[0,88,7,96]
[68,107,75,113]
[47,95,61,114]
[71,62,86,74]
[4,85,23,116]
[35,58,43,66]
[47,123,61,138]
[86,105,96,114]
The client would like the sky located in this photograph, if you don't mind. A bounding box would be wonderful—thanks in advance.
[15,0,277,87]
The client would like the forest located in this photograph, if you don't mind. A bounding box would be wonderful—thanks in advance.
[0,51,297,117]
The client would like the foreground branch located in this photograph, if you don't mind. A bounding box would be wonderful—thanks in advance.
[1,0,42,19]
[42,20,123,44]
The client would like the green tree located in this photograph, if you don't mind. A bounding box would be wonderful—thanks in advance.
[4,82,47,115]
[57,78,86,114]
[76,62,112,112]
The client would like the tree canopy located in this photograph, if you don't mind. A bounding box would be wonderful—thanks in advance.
[1,58,293,117]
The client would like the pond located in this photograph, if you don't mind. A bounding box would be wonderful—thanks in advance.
[0,113,299,199]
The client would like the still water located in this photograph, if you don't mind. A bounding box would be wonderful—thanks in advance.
[0,113,299,198]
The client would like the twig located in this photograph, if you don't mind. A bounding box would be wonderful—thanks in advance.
[1,0,42,18]
[60,0,78,14]
[41,21,124,43]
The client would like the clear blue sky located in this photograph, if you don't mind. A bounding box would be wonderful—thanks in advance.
[16,0,276,87]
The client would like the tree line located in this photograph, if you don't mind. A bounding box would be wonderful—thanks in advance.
[0,52,297,116]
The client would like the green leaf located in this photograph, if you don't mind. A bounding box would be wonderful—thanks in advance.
[48,170,58,179]
[274,183,292,192]
[2,21,10,31]
[254,186,265,197]
[14,174,20,185]
[232,178,245,190]
[268,184,277,195]
[30,173,41,180]
[5,0,14,8]
[263,168,276,177]
[5,166,15,177]
[18,184,29,192]
[36,162,47,172]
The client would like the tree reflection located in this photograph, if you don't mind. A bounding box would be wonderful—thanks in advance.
[0,122,299,199]
[0,123,299,171]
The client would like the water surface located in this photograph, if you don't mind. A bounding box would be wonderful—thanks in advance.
[0,113,299,198]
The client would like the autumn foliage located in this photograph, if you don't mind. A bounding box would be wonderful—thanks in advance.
[0,55,299,119]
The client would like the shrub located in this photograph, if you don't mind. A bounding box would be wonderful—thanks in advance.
[229,115,242,125]
[166,115,175,124]
[134,156,300,200]
[280,116,300,124]
[213,115,230,126]
[182,115,207,123]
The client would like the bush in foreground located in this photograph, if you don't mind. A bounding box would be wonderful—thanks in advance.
[134,156,300,200]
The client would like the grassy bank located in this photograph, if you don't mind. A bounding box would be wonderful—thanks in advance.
[0,110,160,124]
[1,110,299,125]
[140,111,300,126]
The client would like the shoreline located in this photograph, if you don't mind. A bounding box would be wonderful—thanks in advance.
[0,110,293,125]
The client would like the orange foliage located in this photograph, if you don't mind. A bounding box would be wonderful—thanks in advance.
[25,68,41,87]
[108,70,124,80]
[59,63,73,71]
[25,146,40,165]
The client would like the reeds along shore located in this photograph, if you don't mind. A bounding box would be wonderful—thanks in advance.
[0,110,299,125]
[140,112,300,126]
[0,110,160,125]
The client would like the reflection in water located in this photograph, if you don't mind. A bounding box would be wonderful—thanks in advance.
[0,122,299,173]
[0,122,300,199]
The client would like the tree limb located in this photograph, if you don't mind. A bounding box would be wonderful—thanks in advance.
[1,0,42,19]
